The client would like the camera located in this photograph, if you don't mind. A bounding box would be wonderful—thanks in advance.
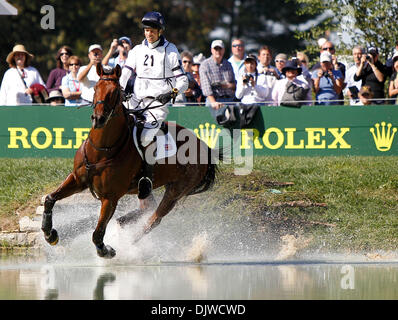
[322,71,330,78]
[243,74,254,84]
[211,82,222,90]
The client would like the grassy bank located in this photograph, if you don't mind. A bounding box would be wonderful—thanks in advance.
[0,157,397,251]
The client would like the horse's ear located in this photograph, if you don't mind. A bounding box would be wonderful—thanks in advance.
[114,64,121,79]
[96,63,103,77]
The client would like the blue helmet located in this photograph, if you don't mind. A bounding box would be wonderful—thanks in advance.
[141,12,165,30]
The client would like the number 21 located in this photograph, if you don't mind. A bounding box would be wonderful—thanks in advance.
[144,55,154,67]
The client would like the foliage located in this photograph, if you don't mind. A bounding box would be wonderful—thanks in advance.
[293,0,398,59]
[0,0,317,81]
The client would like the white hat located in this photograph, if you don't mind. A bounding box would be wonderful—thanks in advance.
[211,40,224,49]
[193,53,205,65]
[320,51,332,63]
[88,44,103,53]
[392,51,398,62]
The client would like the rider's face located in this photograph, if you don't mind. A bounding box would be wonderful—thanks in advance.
[144,27,160,44]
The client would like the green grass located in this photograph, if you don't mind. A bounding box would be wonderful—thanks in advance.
[0,156,397,251]
[0,158,72,229]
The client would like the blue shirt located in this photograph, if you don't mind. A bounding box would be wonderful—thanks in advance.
[61,73,84,106]
[312,69,343,105]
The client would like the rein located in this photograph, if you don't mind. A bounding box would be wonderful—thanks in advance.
[84,76,131,199]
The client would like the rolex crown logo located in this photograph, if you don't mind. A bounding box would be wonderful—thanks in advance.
[370,122,397,152]
[194,123,221,149]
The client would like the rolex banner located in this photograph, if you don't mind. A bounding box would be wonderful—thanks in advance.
[1,104,397,158]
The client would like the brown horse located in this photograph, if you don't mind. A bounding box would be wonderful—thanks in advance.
[41,64,218,258]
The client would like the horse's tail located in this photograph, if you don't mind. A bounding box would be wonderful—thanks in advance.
[188,147,222,196]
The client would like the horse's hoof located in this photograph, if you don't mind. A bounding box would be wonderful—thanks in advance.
[45,229,59,246]
[97,245,116,259]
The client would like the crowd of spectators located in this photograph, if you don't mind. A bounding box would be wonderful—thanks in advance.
[1,36,398,112]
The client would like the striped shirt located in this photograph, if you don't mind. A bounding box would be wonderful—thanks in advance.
[199,57,235,98]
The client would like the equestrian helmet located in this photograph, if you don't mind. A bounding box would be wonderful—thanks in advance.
[141,12,165,30]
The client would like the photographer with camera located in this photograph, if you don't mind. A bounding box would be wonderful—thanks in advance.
[102,36,133,68]
[312,51,344,105]
[354,47,389,104]
[235,54,269,104]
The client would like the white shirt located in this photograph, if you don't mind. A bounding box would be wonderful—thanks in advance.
[120,36,188,120]
[235,73,269,104]
[77,64,99,102]
[0,66,45,105]
[344,64,362,104]
[272,77,309,106]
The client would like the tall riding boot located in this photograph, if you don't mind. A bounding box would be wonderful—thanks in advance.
[138,158,154,200]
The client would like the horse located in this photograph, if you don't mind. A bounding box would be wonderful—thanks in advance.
[41,63,219,258]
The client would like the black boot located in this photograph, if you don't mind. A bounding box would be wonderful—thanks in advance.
[138,161,153,200]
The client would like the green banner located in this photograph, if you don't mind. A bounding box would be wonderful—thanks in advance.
[1,104,398,157]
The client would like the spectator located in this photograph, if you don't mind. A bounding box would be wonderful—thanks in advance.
[46,46,73,93]
[354,46,390,104]
[199,39,236,126]
[344,46,364,104]
[256,46,278,105]
[103,36,132,68]
[235,54,269,104]
[311,41,346,104]
[312,51,344,105]
[353,85,374,106]
[46,90,65,106]
[175,51,202,104]
[77,44,103,103]
[228,39,246,80]
[295,53,313,104]
[272,59,309,106]
[192,53,205,88]
[257,45,278,77]
[61,55,84,106]
[274,53,287,79]
[0,44,46,105]
[388,51,398,104]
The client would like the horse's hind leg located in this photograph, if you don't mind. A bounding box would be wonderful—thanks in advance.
[42,173,85,245]
[93,198,118,258]
[117,193,157,227]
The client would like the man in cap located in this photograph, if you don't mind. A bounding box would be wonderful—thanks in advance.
[102,36,133,69]
[312,51,344,105]
[77,44,103,103]
[199,39,236,125]
[119,11,188,199]
[354,46,390,104]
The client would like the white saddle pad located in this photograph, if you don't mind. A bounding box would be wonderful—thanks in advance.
[133,126,177,160]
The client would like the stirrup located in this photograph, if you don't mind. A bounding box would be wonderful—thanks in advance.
[138,176,153,199]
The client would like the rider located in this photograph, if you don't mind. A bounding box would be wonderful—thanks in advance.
[119,11,188,200]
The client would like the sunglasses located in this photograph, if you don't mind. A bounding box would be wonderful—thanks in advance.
[275,60,286,63]
[322,47,335,51]
[69,63,80,66]
[182,60,192,64]
[232,44,244,48]
[60,52,70,56]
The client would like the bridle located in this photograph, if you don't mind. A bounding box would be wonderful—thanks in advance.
[92,77,122,126]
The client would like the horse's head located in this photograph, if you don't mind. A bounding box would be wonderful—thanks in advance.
[91,64,122,129]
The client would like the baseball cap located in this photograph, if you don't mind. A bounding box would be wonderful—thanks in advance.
[393,51,398,62]
[118,36,132,46]
[368,46,379,55]
[320,51,332,63]
[88,44,103,53]
[211,40,224,49]
[275,53,287,62]
[244,54,257,64]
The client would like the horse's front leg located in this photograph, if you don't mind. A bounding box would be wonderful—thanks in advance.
[42,173,85,245]
[93,198,118,258]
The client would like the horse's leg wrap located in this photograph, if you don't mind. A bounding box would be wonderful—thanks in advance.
[42,195,59,245]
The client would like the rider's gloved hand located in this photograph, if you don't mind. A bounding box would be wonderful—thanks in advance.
[157,88,179,105]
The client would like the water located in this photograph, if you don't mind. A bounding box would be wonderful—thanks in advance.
[1,256,398,299]
[1,192,398,300]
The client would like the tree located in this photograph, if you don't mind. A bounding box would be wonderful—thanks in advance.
[294,0,398,59]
